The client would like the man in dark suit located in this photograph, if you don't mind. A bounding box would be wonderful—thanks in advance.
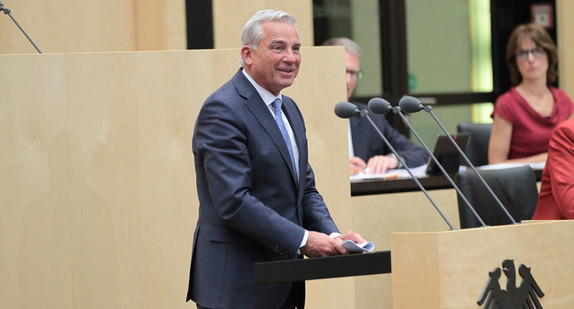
[187,10,366,309]
[323,38,428,174]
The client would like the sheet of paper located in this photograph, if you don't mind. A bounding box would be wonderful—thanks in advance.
[341,240,375,252]
[478,162,545,171]
[350,164,427,181]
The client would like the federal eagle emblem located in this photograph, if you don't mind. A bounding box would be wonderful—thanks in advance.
[478,259,544,308]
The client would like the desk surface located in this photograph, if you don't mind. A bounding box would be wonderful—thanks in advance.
[351,168,543,196]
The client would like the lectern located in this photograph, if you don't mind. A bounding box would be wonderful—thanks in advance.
[392,220,574,308]
[256,221,574,308]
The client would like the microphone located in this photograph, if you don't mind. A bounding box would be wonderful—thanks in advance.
[334,101,360,118]
[0,1,42,54]
[369,97,488,227]
[398,96,517,224]
[398,95,431,113]
[336,100,456,230]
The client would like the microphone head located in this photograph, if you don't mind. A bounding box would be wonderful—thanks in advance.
[334,101,360,118]
[368,97,393,114]
[398,96,424,113]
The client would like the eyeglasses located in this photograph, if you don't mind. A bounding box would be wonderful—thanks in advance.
[346,70,363,81]
[516,47,545,60]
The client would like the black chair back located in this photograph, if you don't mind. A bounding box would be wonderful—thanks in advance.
[456,165,538,229]
[457,122,492,166]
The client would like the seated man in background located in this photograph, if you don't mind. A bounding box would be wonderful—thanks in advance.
[322,37,428,174]
[532,116,574,220]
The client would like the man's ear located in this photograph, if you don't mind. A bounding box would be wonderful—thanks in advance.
[241,46,253,66]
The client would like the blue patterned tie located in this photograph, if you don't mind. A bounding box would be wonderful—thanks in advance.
[272,99,297,176]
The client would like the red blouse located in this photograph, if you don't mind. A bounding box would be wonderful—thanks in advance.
[491,87,574,159]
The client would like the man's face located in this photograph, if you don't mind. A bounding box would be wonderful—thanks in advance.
[345,51,360,101]
[241,21,301,95]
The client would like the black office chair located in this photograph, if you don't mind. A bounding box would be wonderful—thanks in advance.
[457,122,492,166]
[455,165,539,229]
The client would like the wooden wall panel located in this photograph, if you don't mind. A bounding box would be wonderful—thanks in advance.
[0,54,72,307]
[135,0,187,51]
[0,1,135,53]
[0,47,351,308]
[557,0,574,98]
[0,0,185,54]
[351,189,460,308]
[212,0,314,48]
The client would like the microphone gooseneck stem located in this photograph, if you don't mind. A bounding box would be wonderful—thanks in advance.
[394,108,487,227]
[363,112,456,230]
[426,110,517,224]
[1,2,42,54]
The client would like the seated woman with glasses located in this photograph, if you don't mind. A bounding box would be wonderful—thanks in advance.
[488,23,574,164]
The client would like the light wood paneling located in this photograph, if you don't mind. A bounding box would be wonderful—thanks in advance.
[0,0,185,54]
[0,47,351,308]
[0,53,72,308]
[135,0,187,51]
[392,221,574,308]
[557,0,574,98]
[212,0,314,48]
[351,189,460,308]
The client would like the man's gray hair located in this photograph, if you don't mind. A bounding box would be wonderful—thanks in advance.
[240,9,298,66]
[322,37,362,58]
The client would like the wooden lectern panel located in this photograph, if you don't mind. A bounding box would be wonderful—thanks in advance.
[0,54,73,308]
[391,221,574,308]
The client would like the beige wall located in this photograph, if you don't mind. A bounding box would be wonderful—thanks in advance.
[0,47,352,308]
[557,0,574,98]
[0,0,186,54]
[0,0,313,54]
[212,0,314,48]
[2,0,570,95]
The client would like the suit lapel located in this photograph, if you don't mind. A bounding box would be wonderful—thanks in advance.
[233,71,299,184]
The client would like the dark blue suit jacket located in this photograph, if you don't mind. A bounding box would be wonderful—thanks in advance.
[350,102,428,167]
[187,69,339,308]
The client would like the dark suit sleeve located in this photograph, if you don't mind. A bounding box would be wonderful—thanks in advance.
[374,114,429,167]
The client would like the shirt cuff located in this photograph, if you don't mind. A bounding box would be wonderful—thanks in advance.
[387,153,404,168]
[300,231,341,249]
[329,232,341,238]
[300,230,309,248]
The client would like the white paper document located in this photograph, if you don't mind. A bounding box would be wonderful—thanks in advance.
[341,240,375,252]
[349,164,427,181]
